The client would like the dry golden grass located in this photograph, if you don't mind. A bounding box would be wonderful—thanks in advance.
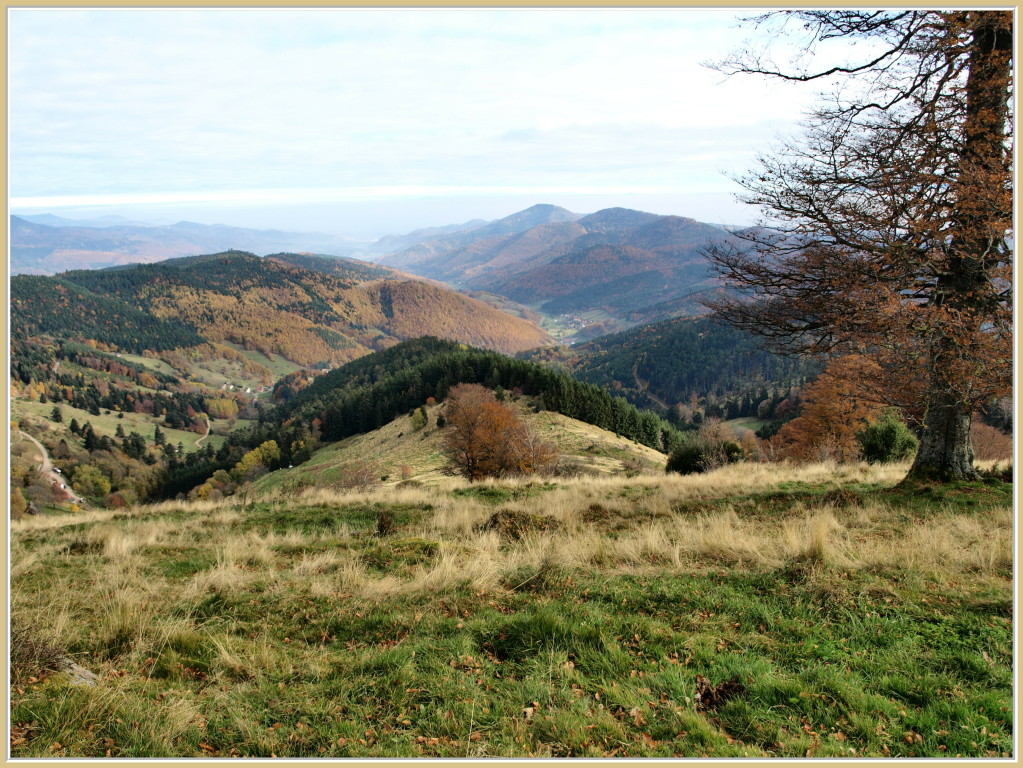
[8,452,1013,760]
[11,459,1012,638]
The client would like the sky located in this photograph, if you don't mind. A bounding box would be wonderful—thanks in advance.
[8,8,821,239]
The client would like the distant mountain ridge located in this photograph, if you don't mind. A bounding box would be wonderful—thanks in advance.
[13,202,748,338]
[10,215,370,275]
[379,205,740,333]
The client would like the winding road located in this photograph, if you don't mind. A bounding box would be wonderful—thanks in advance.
[16,430,86,505]
[193,415,212,448]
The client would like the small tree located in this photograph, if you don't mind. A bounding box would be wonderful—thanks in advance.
[857,410,919,464]
[770,357,883,463]
[10,487,28,518]
[410,406,428,432]
[72,465,111,500]
[443,383,557,480]
[231,440,281,482]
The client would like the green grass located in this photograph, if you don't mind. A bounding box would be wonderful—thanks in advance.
[13,399,208,452]
[9,468,1013,758]
[116,353,180,377]
[725,417,771,434]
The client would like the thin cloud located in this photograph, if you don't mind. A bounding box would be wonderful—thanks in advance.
[9,8,813,231]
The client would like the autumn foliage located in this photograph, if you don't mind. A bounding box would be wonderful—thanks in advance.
[442,384,558,480]
[708,11,1012,481]
[770,357,883,463]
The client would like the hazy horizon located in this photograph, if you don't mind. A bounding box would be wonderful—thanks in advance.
[10,190,757,242]
[9,8,823,243]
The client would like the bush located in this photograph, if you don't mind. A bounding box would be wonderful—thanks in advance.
[857,409,918,463]
[666,443,706,475]
[410,406,428,432]
[666,438,742,475]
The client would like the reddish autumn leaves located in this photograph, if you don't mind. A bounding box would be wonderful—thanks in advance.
[442,384,558,481]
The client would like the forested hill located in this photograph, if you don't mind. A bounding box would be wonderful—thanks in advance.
[10,251,551,364]
[9,274,207,353]
[270,336,683,449]
[522,316,818,420]
[169,336,686,496]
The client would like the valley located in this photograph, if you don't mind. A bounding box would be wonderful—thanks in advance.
[8,204,1014,760]
[9,3,1014,759]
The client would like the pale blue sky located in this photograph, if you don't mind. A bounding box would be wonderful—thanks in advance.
[9,8,819,238]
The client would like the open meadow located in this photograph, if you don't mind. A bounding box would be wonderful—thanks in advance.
[9,461,1013,758]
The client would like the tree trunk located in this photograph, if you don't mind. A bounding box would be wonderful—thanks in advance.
[907,390,978,482]
[905,12,1010,484]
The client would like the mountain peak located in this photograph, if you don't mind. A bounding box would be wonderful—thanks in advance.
[482,204,582,236]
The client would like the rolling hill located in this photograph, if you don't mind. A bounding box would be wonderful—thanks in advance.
[251,398,668,495]
[10,251,552,365]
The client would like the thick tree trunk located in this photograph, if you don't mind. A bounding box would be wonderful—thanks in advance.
[905,12,1010,484]
[907,391,978,481]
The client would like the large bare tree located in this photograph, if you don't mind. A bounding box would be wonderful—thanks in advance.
[705,11,1012,481]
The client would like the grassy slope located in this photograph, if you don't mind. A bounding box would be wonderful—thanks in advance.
[9,462,1012,759]
[219,342,304,382]
[12,399,220,452]
[114,353,180,378]
[250,402,668,495]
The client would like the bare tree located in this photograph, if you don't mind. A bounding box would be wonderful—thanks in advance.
[706,11,1012,481]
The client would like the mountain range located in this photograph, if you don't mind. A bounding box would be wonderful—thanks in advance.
[377,204,740,333]
[9,215,368,275]
[11,204,744,336]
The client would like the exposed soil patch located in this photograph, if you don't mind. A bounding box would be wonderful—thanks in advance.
[694,675,747,712]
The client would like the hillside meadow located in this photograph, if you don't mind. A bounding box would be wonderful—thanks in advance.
[249,403,667,496]
[9,460,1012,758]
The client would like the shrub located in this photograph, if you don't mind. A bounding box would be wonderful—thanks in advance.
[333,460,381,490]
[10,622,64,685]
[410,406,428,432]
[666,438,743,475]
[666,443,706,475]
[10,487,27,518]
[857,409,918,463]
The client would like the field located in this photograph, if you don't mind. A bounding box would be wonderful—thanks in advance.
[114,353,181,378]
[218,342,304,383]
[12,399,217,453]
[9,461,1012,758]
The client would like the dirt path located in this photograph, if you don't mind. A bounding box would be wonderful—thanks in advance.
[194,415,212,448]
[17,430,85,505]
[632,361,670,411]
